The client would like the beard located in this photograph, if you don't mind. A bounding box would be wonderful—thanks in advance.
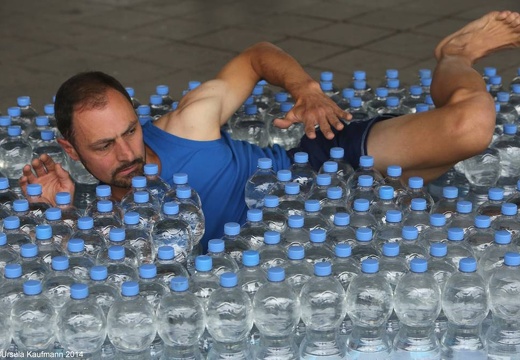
[110,158,145,188]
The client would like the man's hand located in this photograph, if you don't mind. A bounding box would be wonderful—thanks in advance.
[272,89,352,140]
[19,154,75,206]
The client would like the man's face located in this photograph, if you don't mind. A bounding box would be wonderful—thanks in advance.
[65,88,145,189]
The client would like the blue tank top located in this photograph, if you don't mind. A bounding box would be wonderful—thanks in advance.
[141,121,292,252]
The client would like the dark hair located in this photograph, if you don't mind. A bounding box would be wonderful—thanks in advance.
[54,71,132,143]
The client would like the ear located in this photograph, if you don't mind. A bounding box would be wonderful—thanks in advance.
[57,138,80,161]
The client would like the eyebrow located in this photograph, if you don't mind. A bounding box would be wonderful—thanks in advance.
[89,119,138,149]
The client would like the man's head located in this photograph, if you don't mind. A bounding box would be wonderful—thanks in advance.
[55,71,145,189]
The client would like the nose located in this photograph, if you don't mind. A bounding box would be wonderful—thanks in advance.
[115,138,135,162]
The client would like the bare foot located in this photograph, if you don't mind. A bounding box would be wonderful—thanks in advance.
[434,10,520,63]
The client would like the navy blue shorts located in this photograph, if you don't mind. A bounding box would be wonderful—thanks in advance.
[287,114,396,171]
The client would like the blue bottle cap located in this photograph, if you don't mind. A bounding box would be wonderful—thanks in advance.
[310,229,326,243]
[77,216,94,230]
[415,104,429,113]
[96,185,111,197]
[356,227,373,242]
[504,252,520,267]
[323,161,338,173]
[242,250,260,267]
[421,77,432,87]
[188,80,201,90]
[70,283,89,300]
[285,182,300,195]
[402,226,418,240]
[419,68,432,79]
[411,198,427,211]
[316,174,331,186]
[7,108,21,117]
[45,207,62,221]
[0,116,10,127]
[321,71,334,81]
[3,216,20,230]
[90,266,108,281]
[488,187,504,201]
[176,186,191,199]
[13,199,29,212]
[429,213,446,227]
[425,95,434,105]
[35,116,49,127]
[108,245,125,260]
[21,243,38,258]
[252,85,264,95]
[23,280,42,296]
[144,163,159,176]
[489,75,502,85]
[156,85,170,95]
[224,222,240,236]
[52,256,69,271]
[459,257,477,273]
[379,185,394,200]
[137,105,151,116]
[0,178,9,190]
[361,259,379,274]
[502,203,517,216]
[287,246,305,260]
[504,123,517,135]
[208,239,225,253]
[386,96,400,107]
[375,87,389,97]
[353,198,370,212]
[170,276,189,292]
[158,246,175,260]
[264,231,281,245]
[358,175,373,187]
[124,212,140,225]
[333,212,350,226]
[386,210,402,223]
[162,202,179,215]
[220,272,238,288]
[408,176,423,189]
[359,155,374,167]
[483,67,496,76]
[35,224,52,240]
[386,165,401,177]
[447,227,464,241]
[67,238,85,253]
[195,255,212,272]
[430,243,447,257]
[257,158,272,170]
[288,215,304,228]
[277,170,292,182]
[327,187,343,200]
[456,200,472,214]
[495,230,511,245]
[97,200,113,212]
[139,264,157,279]
[294,152,309,164]
[314,261,332,277]
[247,209,263,222]
[275,91,289,102]
[320,81,333,91]
[132,176,147,188]
[267,267,285,282]
[387,79,399,89]
[122,281,139,297]
[353,80,366,90]
[305,199,321,212]
[442,186,458,199]
[382,242,399,257]
[263,195,279,208]
[279,102,293,115]
[0,232,6,246]
[330,147,344,159]
[40,130,55,141]
[17,96,31,107]
[342,88,355,99]
[125,87,135,97]
[55,192,71,205]
[409,85,423,96]
[474,215,491,228]
[173,173,188,185]
[109,228,125,242]
[353,70,366,80]
[386,69,399,79]
[44,103,55,115]
[410,258,427,273]
[335,243,352,258]
[150,95,162,105]
[497,92,510,102]
[4,264,22,279]
[513,84,520,94]
[244,96,254,106]
[133,191,149,203]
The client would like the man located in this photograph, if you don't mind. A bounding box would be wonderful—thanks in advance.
[20,11,520,250]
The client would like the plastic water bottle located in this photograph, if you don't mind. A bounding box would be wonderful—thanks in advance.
[23,184,50,219]
[465,215,494,260]
[71,216,106,258]
[495,91,518,122]
[120,176,160,212]
[170,187,205,254]
[11,280,57,353]
[233,104,269,147]
[0,263,24,311]
[486,252,520,358]
[237,250,267,300]
[431,186,459,219]
[267,102,303,150]
[269,170,292,198]
[153,246,189,288]
[253,267,300,360]
[489,75,505,98]
[370,185,400,226]
[397,176,434,213]
[441,257,488,359]
[478,229,517,282]
[307,173,333,203]
[374,209,403,246]
[449,200,475,234]
[492,123,520,195]
[445,227,475,269]
[505,179,520,210]
[137,104,153,125]
[337,88,355,110]
[349,198,378,231]
[3,215,33,252]
[421,77,432,94]
[0,232,18,274]
[402,198,430,233]
[492,202,520,239]
[123,211,155,265]
[221,222,249,264]
[351,227,380,263]
[206,239,239,277]
[288,152,316,196]
[35,224,65,265]
[400,85,425,113]
[206,272,254,360]
[0,203,10,230]
[328,213,356,247]
[462,146,501,205]
[107,281,157,358]
[0,177,19,208]
[380,96,408,115]
[482,66,497,83]
[383,165,407,198]
[97,228,139,268]
[0,125,32,187]
[0,116,11,142]
[258,230,286,270]
[299,262,346,359]
[346,155,384,190]
[66,238,95,281]
[301,199,329,232]
[277,182,305,217]
[240,209,269,250]
[326,147,355,183]
[54,192,80,228]
[85,185,124,220]
[7,106,31,133]
[303,228,333,264]
[366,87,389,117]
[149,94,170,119]
[41,256,78,314]
[142,163,170,203]
[20,243,49,282]
[281,215,309,248]
[346,259,393,359]
[347,96,370,122]
[124,191,160,231]
[321,186,348,223]
[156,276,206,360]
[510,84,520,113]
[318,161,349,195]
[137,264,168,311]
[347,174,376,207]
[26,115,52,147]
[418,213,448,249]
[32,130,67,168]
[394,258,441,359]
[103,246,138,289]
[261,195,287,233]
[386,78,407,99]
[400,225,428,265]
[125,87,141,109]
[476,187,505,221]
[92,200,123,239]
[57,283,107,357]
[16,95,38,119]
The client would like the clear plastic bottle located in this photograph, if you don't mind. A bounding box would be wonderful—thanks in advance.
[510,83,520,114]
[366,87,389,117]
[237,249,267,302]
[267,102,303,150]
[54,192,80,228]
[351,227,380,263]
[124,191,160,231]
[71,216,105,258]
[206,238,240,277]
[261,195,287,233]
[421,77,432,95]
[103,246,139,289]
[348,174,376,207]
[137,263,168,312]
[441,257,488,359]
[402,198,430,233]
[288,151,316,197]
[383,165,407,199]
[32,130,67,169]
[418,213,448,249]
[107,281,157,358]
[488,74,504,97]
[495,91,518,122]
[301,199,330,232]
[157,276,206,360]
[11,280,56,353]
[269,169,293,198]
[26,115,52,147]
[143,163,170,202]
[350,198,378,232]
[328,212,356,247]
[374,209,403,246]
[92,200,123,239]
[155,84,175,108]
[492,202,520,240]
[3,215,33,252]
[386,78,407,100]
[137,104,153,125]
[19,243,49,282]
[397,176,435,213]
[65,238,94,282]
[126,87,141,109]
[16,95,38,120]
[304,228,333,264]
[153,245,189,288]
[306,173,332,203]
[42,256,78,311]
[462,147,501,206]
[475,187,505,222]
[401,85,425,114]
[222,222,249,265]
[12,199,41,241]
[346,259,393,359]
[326,147,355,184]
[85,184,124,220]
[57,283,107,358]
[281,214,309,248]
[347,96,370,122]
[379,96,409,115]
[370,185,400,226]
[233,104,269,147]
[258,230,286,270]
[321,186,349,223]
[394,258,441,359]
[35,224,65,266]
[7,107,31,133]
[478,229,518,282]
[0,232,18,274]
[431,186,459,219]
[206,272,254,360]
[253,267,300,360]
[278,182,305,217]
[240,209,269,250]
[120,176,160,213]
[299,262,347,359]
[123,211,155,265]
[492,123,520,195]
[149,94,170,119]
[346,155,384,190]
[0,177,19,208]
[0,125,32,187]
[449,200,476,235]
[465,215,494,260]
[0,116,11,143]
[337,88,355,110]
[97,228,139,268]
[318,160,349,195]
[445,227,475,269]
[245,158,277,210]
[0,263,24,311]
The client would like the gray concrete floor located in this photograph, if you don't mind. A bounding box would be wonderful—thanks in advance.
[1,0,520,111]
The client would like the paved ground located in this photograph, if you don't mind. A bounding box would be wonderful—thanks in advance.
[1,0,520,111]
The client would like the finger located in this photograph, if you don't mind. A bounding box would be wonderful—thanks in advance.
[272,118,292,129]
[31,158,47,177]
[304,120,317,140]
[22,164,37,182]
[329,112,345,131]
[318,114,335,140]
[55,163,72,182]
[40,154,57,173]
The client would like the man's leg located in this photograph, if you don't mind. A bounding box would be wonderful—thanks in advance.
[367,11,520,183]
